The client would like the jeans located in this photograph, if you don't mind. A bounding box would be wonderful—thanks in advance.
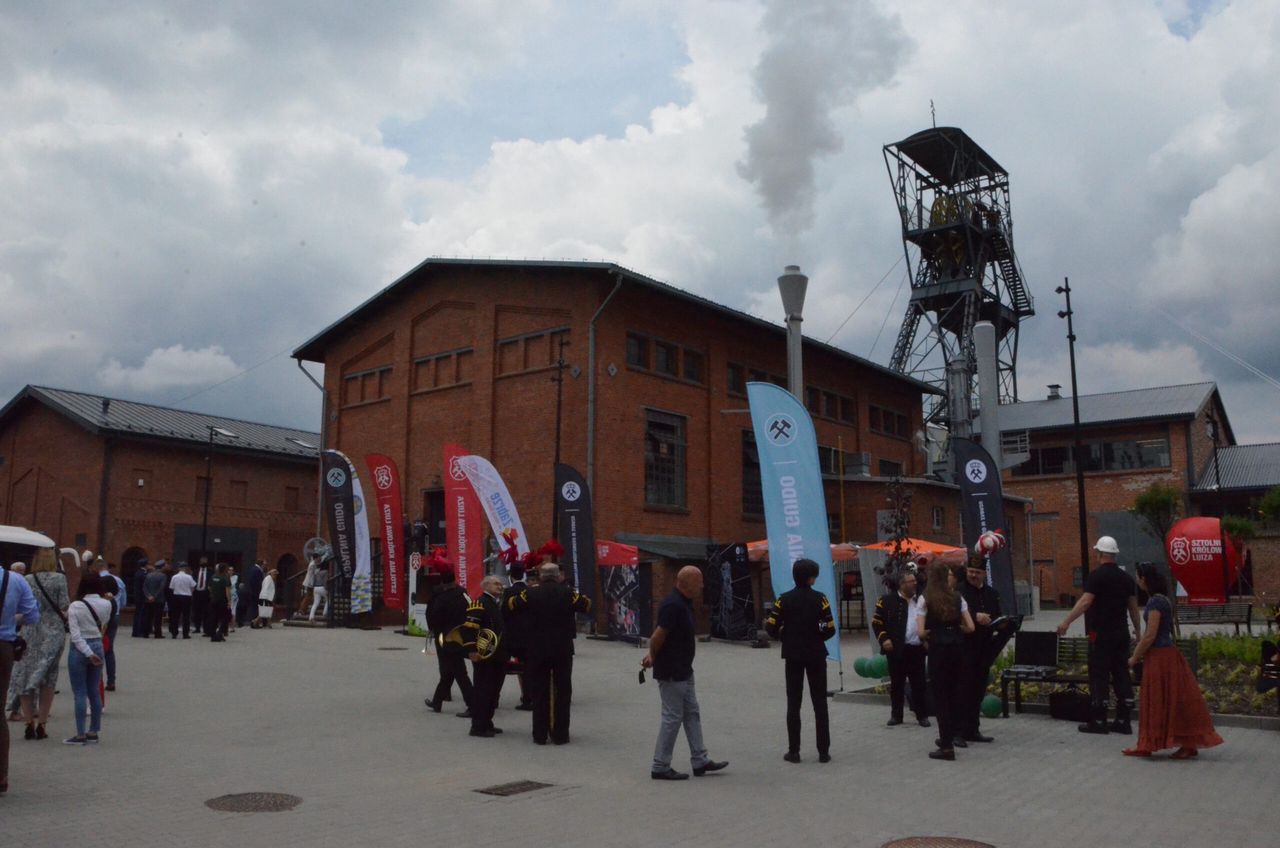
[104,615,119,685]
[652,674,709,772]
[68,642,104,737]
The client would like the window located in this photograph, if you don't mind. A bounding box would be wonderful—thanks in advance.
[817,446,858,477]
[1010,437,1172,477]
[839,397,856,424]
[683,349,704,384]
[654,341,679,377]
[1072,567,1084,588]
[828,513,841,543]
[932,506,944,531]
[869,404,910,439]
[626,333,649,368]
[878,459,903,477]
[645,410,687,508]
[284,486,300,511]
[805,386,821,413]
[727,363,745,395]
[742,431,763,517]
[823,392,839,420]
[74,533,87,547]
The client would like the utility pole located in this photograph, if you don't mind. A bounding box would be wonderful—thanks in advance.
[1056,278,1091,583]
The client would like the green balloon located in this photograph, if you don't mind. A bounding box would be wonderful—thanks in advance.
[854,657,870,677]
[871,654,889,678]
[981,694,1002,718]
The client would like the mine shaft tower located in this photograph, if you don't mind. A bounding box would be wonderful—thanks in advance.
[884,127,1034,426]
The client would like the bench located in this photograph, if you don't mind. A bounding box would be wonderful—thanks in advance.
[1175,601,1254,635]
[1000,635,1199,717]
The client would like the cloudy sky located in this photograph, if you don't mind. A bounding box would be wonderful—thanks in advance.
[3,0,1278,445]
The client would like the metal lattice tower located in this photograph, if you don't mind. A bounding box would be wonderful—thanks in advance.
[883,127,1034,425]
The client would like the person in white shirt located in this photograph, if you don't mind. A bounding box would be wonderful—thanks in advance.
[167,565,196,639]
[64,576,114,746]
[307,556,329,623]
[255,569,278,629]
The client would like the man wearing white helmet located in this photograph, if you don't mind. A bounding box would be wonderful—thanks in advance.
[1056,536,1142,734]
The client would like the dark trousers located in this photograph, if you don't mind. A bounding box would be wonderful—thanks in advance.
[470,659,507,732]
[145,601,164,638]
[960,638,995,736]
[784,657,830,756]
[928,643,964,749]
[0,641,13,785]
[432,652,473,708]
[1088,635,1134,723]
[235,594,252,627]
[169,596,192,637]
[104,615,119,685]
[210,606,230,641]
[131,603,147,637]
[191,590,210,634]
[888,644,928,721]
[527,653,573,743]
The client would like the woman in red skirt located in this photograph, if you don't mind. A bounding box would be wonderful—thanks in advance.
[1124,564,1223,759]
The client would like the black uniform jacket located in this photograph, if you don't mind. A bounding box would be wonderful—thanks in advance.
[871,591,914,649]
[506,581,591,661]
[765,586,836,662]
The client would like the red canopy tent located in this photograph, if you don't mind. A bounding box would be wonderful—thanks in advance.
[860,537,967,566]
[595,540,639,566]
[745,539,858,563]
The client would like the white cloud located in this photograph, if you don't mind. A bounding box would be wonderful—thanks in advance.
[98,345,241,393]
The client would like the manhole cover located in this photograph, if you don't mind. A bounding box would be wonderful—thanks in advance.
[377,646,409,651]
[205,793,302,813]
[474,780,553,797]
[882,840,994,848]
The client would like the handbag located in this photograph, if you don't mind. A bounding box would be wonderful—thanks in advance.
[34,572,70,633]
[1,569,28,662]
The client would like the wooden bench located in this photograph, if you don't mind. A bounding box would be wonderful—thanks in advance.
[1175,601,1254,635]
[1000,635,1198,717]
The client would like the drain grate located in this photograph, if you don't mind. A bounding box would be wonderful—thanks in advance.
[474,780,553,797]
[882,840,995,848]
[206,793,302,813]
[377,646,409,651]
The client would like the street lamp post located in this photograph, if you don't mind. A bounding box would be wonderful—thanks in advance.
[200,425,238,561]
[1056,278,1091,584]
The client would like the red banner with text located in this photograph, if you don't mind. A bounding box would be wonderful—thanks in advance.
[1165,516,1241,604]
[364,454,405,609]
[443,442,485,599]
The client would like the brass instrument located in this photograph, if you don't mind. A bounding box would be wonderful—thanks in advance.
[439,624,500,660]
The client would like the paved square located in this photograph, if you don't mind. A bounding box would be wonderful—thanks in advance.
[3,625,1273,848]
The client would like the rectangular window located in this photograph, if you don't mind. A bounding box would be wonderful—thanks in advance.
[839,397,856,424]
[284,486,300,511]
[869,404,910,439]
[823,392,839,420]
[805,387,820,414]
[878,459,903,477]
[869,406,882,432]
[626,333,649,369]
[727,363,745,395]
[654,341,679,377]
[932,506,944,531]
[741,430,763,517]
[645,410,687,508]
[683,349,704,384]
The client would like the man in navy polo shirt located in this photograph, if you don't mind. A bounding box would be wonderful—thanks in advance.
[642,565,728,781]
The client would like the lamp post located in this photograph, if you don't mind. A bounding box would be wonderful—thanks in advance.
[777,265,808,400]
[200,425,239,561]
[1206,413,1229,600]
[1056,278,1091,584]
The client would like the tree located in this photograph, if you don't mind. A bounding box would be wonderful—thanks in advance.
[1130,482,1183,544]
[1222,515,1257,544]
[1260,486,1280,526]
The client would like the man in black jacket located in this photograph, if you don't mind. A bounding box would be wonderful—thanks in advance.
[958,555,1002,743]
[872,568,930,728]
[506,563,591,745]
[765,558,836,763]
[500,565,533,710]
[462,575,507,737]
[424,567,473,715]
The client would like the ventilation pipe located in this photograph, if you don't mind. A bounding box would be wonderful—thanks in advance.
[974,320,1002,472]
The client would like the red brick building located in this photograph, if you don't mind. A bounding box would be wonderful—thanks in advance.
[0,386,320,601]
[990,382,1234,606]
[294,259,1031,624]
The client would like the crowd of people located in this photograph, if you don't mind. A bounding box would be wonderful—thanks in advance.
[127,557,281,642]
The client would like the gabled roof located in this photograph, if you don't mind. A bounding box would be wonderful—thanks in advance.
[989,382,1231,439]
[1192,442,1280,493]
[291,257,942,395]
[0,386,320,461]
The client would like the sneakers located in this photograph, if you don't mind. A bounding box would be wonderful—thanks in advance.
[85,733,99,744]
[62,736,87,746]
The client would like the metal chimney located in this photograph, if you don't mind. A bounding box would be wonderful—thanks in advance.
[777,265,808,400]
[1047,384,1062,400]
[974,321,1002,472]
[101,398,110,420]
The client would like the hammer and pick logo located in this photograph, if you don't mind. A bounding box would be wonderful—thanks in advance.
[765,413,797,446]
[448,457,467,481]
[964,459,987,484]
[373,465,393,490]
[326,467,347,488]
[1169,536,1191,566]
[561,481,581,502]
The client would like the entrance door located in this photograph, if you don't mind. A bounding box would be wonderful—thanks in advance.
[424,490,446,549]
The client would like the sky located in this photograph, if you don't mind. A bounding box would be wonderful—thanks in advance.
[2,0,1278,446]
